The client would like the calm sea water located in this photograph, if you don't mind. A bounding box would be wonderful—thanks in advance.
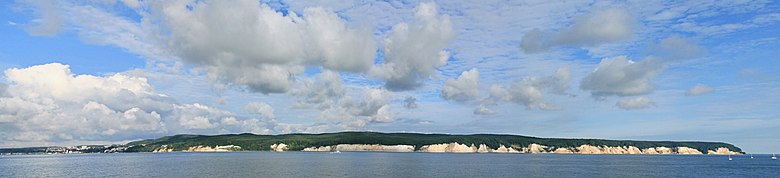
[1,152,778,177]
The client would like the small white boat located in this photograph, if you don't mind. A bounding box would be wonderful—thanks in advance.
[728,154,733,161]
[330,150,341,154]
[750,154,754,159]
[772,153,777,160]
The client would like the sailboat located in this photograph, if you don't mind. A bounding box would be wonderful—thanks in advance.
[750,154,754,159]
[728,154,733,161]
[772,153,777,160]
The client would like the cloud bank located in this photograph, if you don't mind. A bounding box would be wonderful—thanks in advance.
[0,63,276,146]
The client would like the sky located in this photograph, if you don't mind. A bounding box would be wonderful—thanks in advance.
[0,0,778,153]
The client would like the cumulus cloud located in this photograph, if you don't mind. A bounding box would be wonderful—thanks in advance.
[290,70,345,109]
[685,84,713,96]
[244,102,276,119]
[581,56,664,97]
[372,2,456,90]
[404,96,418,109]
[19,1,462,94]
[320,89,394,129]
[0,83,7,95]
[521,8,635,53]
[650,36,706,62]
[20,0,379,94]
[442,68,480,102]
[486,84,557,110]
[0,63,277,146]
[473,105,496,115]
[144,0,378,94]
[616,97,655,110]
[481,68,569,112]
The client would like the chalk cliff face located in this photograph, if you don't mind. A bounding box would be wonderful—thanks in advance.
[303,146,333,152]
[627,146,642,154]
[707,147,739,155]
[676,147,702,154]
[418,143,476,153]
[302,144,414,152]
[270,143,288,152]
[477,144,492,153]
[183,145,241,152]
[301,142,732,155]
[492,145,520,153]
[153,145,173,152]
[520,144,546,153]
[553,148,573,154]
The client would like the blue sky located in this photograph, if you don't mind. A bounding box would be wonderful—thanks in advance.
[0,0,779,153]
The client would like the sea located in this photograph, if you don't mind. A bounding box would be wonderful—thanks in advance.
[1,152,778,177]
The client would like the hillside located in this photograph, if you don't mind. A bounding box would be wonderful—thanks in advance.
[124,132,742,154]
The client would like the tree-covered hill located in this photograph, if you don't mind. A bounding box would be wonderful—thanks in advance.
[124,132,742,153]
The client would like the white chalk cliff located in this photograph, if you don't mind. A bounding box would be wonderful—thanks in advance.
[182,145,241,152]
[303,144,414,152]
[707,147,739,155]
[270,143,288,152]
[303,142,737,155]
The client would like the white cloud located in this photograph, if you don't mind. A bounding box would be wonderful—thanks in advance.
[521,8,635,53]
[616,97,655,110]
[320,88,394,129]
[0,63,277,146]
[685,84,713,96]
[244,102,275,119]
[121,0,140,8]
[473,105,496,115]
[22,0,63,36]
[534,68,571,95]
[145,0,377,94]
[371,2,456,90]
[20,0,379,94]
[650,36,706,62]
[403,96,418,109]
[480,68,569,112]
[290,70,345,109]
[441,68,480,102]
[580,56,664,97]
[487,84,557,111]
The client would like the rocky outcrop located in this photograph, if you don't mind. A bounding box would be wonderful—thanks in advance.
[183,145,241,152]
[707,147,740,155]
[270,143,288,152]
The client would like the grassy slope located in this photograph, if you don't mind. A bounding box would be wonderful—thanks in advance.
[125,132,742,153]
